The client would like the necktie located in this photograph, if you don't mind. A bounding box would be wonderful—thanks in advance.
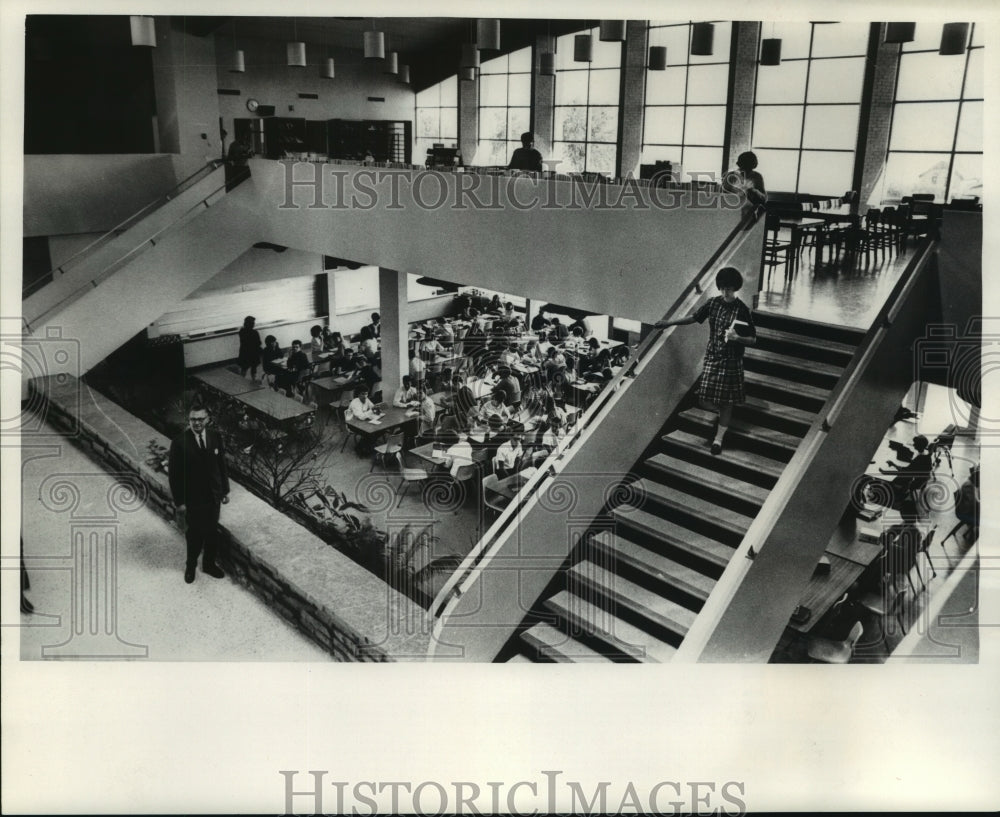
[198,432,205,450]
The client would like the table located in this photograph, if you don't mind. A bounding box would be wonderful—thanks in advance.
[346,405,418,441]
[492,467,540,501]
[409,441,489,471]
[193,368,264,397]
[787,553,866,634]
[235,388,316,429]
[308,374,355,407]
[826,536,884,567]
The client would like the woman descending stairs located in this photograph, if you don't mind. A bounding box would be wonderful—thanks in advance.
[502,312,864,663]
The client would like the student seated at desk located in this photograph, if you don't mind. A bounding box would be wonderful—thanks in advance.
[346,386,380,422]
[503,302,522,331]
[584,337,602,357]
[261,335,284,376]
[408,348,426,387]
[568,315,591,337]
[393,375,420,408]
[495,427,526,479]
[446,433,474,478]
[486,294,503,314]
[563,326,587,353]
[275,339,311,396]
[479,390,513,425]
[421,336,446,359]
[878,434,933,507]
[495,366,522,408]
[355,358,381,398]
[499,343,521,368]
[549,317,570,342]
[366,312,381,339]
[451,376,477,430]
[583,350,613,381]
[531,312,551,333]
[417,386,437,442]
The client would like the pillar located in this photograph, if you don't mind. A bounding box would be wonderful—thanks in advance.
[379,268,408,402]
[854,24,902,211]
[459,66,480,164]
[617,20,649,179]
[533,35,557,160]
[723,22,761,174]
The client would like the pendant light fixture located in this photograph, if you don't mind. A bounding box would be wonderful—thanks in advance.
[129,16,156,47]
[599,20,626,42]
[760,38,782,65]
[364,20,385,60]
[384,51,399,75]
[648,45,667,71]
[461,42,480,68]
[574,31,594,63]
[691,22,715,56]
[287,19,305,67]
[477,19,500,51]
[939,22,970,55]
[884,22,916,44]
[229,20,244,72]
[321,58,335,79]
[460,65,476,82]
[399,64,410,84]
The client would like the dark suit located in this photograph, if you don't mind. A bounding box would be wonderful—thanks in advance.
[168,428,230,571]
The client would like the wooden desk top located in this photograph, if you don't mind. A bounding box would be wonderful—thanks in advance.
[346,405,417,436]
[236,388,316,422]
[194,368,265,397]
[409,442,488,470]
[826,537,884,567]
[310,374,355,391]
[788,553,865,634]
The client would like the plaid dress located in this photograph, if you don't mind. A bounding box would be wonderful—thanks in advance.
[694,296,755,406]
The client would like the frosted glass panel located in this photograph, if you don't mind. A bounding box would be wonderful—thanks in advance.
[684,106,727,146]
[755,60,808,104]
[752,149,799,192]
[955,102,982,152]
[901,23,945,52]
[798,150,855,196]
[889,102,959,151]
[767,22,812,59]
[554,107,587,141]
[556,69,589,105]
[508,46,532,73]
[645,66,687,105]
[640,145,682,165]
[950,153,982,200]
[806,57,865,103]
[648,24,690,59]
[884,152,949,201]
[480,53,506,75]
[479,108,506,142]
[552,141,586,173]
[802,105,860,151]
[439,108,457,140]
[587,143,617,174]
[508,72,532,106]
[752,106,804,149]
[508,108,530,139]
[896,52,965,101]
[644,106,685,145]
[588,106,619,142]
[681,147,723,180]
[592,31,622,68]
[964,49,983,98]
[810,22,870,58]
[479,74,507,107]
[588,69,621,105]
[686,64,729,104]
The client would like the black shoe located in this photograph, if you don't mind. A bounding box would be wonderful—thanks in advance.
[184,566,196,584]
[710,442,722,456]
[203,563,225,579]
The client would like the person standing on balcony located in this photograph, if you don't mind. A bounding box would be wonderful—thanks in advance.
[655,267,756,455]
[723,151,767,211]
[508,131,543,172]
[237,315,262,381]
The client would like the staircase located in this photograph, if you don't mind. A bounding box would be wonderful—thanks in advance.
[504,312,865,663]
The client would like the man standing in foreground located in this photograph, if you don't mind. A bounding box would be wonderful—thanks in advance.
[168,399,230,584]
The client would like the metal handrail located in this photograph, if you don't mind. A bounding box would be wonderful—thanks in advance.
[23,167,231,335]
[428,205,762,619]
[23,159,225,298]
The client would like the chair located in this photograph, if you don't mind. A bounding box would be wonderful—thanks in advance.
[481,474,510,516]
[902,194,936,242]
[452,463,480,506]
[856,587,908,653]
[394,452,429,507]
[929,427,955,477]
[914,525,938,585]
[370,429,404,473]
[762,211,794,273]
[806,620,864,664]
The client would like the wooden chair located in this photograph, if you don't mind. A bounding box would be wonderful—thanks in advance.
[394,452,429,507]
[806,620,864,664]
[855,587,908,653]
[914,525,938,585]
[762,211,795,273]
[452,463,480,506]
[481,474,510,516]
[371,429,404,473]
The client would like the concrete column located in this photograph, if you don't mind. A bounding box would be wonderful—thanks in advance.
[378,268,408,403]
[459,68,480,164]
[723,22,761,174]
[855,24,902,211]
[533,35,557,160]
[618,20,649,179]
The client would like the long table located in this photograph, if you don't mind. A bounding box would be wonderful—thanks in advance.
[787,553,866,635]
[235,387,316,429]
[194,368,265,397]
[345,405,418,441]
[308,373,355,407]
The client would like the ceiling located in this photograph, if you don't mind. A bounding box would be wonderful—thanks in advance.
[205,16,593,91]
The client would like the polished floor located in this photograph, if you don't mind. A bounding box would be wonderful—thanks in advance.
[17,236,946,661]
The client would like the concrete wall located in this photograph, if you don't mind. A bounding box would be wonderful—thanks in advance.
[23,154,181,238]
[251,159,747,324]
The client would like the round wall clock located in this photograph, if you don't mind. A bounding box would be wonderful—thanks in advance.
[246,98,259,112]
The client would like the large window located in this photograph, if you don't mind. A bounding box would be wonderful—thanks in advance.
[415,75,458,164]
[476,46,532,167]
[883,23,983,203]
[751,22,870,194]
[642,21,732,181]
[552,27,622,175]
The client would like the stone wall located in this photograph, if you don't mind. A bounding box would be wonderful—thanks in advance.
[30,374,433,661]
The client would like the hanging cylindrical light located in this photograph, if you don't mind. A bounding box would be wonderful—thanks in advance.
[539,52,556,76]
[461,42,480,68]
[364,30,385,59]
[230,49,245,73]
[129,16,156,47]
[760,38,782,65]
[939,22,970,55]
[691,22,715,56]
[648,46,667,71]
[384,51,399,74]
[599,20,626,42]
[287,41,306,67]
[399,64,411,84]
[574,33,594,63]
[476,19,500,51]
[321,57,335,79]
[459,65,477,82]
[884,22,916,44]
